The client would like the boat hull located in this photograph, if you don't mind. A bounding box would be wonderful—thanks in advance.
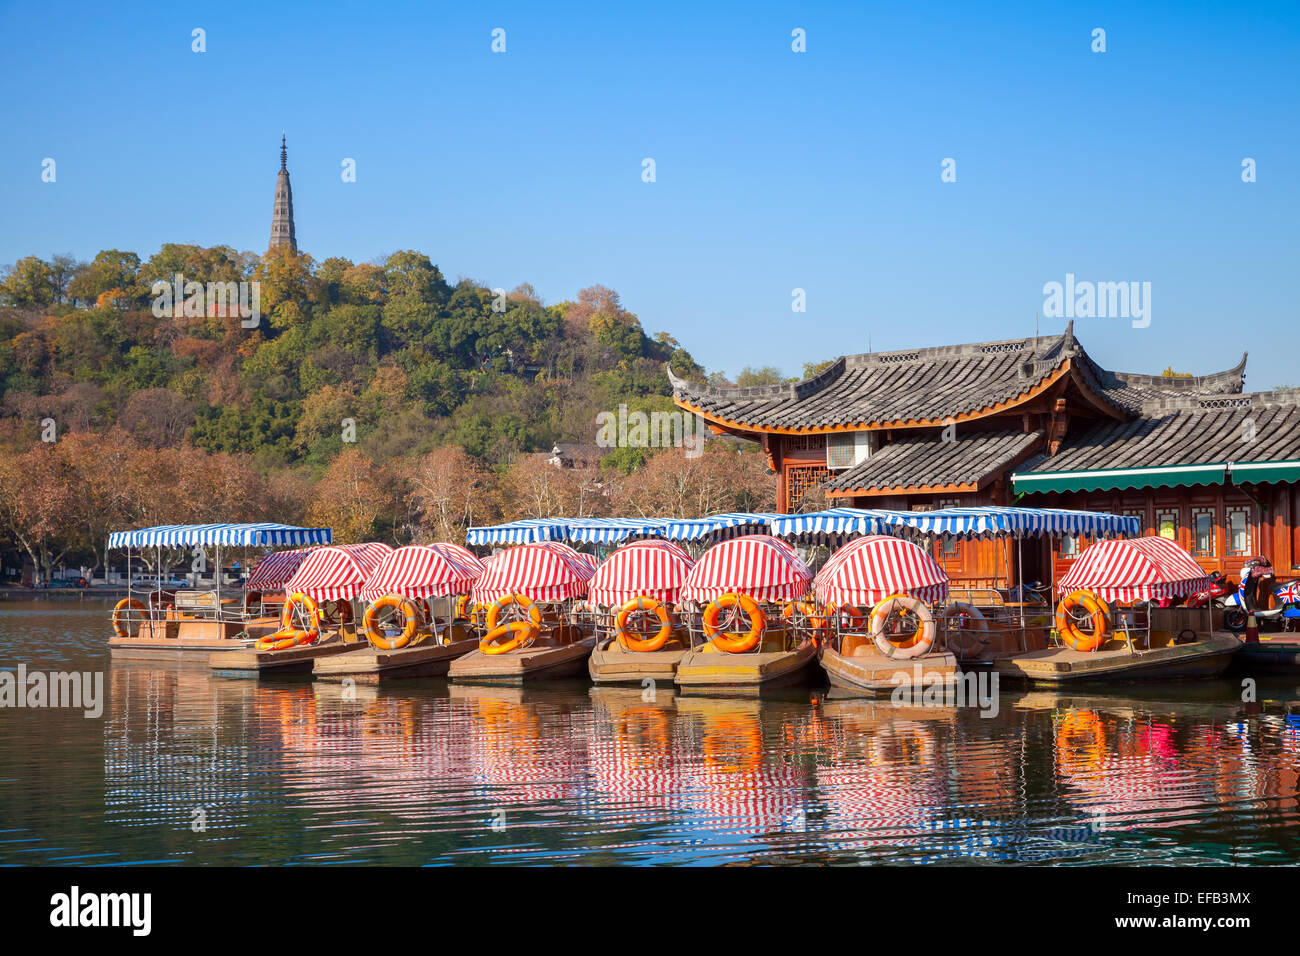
[448,637,597,685]
[673,640,819,696]
[821,646,960,695]
[313,638,479,683]
[990,632,1241,685]
[1229,638,1300,674]
[588,639,688,684]
[208,639,369,678]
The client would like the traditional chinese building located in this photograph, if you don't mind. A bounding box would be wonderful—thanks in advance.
[670,323,1300,587]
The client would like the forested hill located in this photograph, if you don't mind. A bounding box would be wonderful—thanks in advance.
[0,245,705,468]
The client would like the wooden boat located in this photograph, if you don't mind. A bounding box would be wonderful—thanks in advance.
[448,541,597,685]
[674,629,820,695]
[315,623,480,682]
[450,622,596,684]
[208,542,393,678]
[673,535,819,696]
[821,639,960,695]
[314,545,488,683]
[586,539,696,685]
[589,632,691,684]
[989,630,1241,685]
[107,524,333,660]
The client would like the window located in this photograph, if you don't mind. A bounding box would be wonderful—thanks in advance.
[1122,509,1145,534]
[1156,508,1179,542]
[787,466,830,512]
[1226,506,1252,556]
[936,497,961,556]
[1059,535,1078,557]
[1191,507,1217,557]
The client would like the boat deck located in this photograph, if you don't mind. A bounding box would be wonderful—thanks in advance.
[988,631,1241,684]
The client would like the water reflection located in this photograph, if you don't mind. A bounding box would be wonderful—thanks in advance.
[3,601,1300,864]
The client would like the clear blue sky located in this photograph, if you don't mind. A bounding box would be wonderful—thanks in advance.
[2,1,1297,387]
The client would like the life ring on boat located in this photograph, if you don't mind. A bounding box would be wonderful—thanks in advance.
[111,598,145,638]
[870,594,937,659]
[615,597,673,652]
[256,631,301,652]
[1056,710,1106,775]
[486,593,543,632]
[279,592,321,645]
[454,595,472,620]
[703,593,766,654]
[1056,589,1110,652]
[480,620,540,655]
[939,602,988,660]
[363,595,421,650]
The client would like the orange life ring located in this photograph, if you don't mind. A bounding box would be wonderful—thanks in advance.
[870,594,937,659]
[280,592,321,645]
[1056,710,1107,775]
[1056,589,1110,652]
[486,593,543,632]
[480,620,540,655]
[256,631,301,652]
[455,595,472,620]
[111,598,145,638]
[363,595,420,650]
[615,596,673,652]
[781,599,829,632]
[702,592,766,654]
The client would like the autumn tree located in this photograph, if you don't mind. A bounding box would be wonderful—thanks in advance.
[404,445,497,542]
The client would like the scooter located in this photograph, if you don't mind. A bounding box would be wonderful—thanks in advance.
[1184,570,1236,609]
[1223,558,1300,632]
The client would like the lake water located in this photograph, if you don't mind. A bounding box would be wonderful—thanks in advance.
[2,598,1299,865]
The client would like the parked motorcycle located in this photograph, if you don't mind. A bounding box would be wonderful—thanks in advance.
[1223,558,1300,632]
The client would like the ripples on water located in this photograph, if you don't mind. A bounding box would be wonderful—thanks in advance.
[2,598,1299,865]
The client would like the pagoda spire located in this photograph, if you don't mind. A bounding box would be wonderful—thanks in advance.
[268,134,297,252]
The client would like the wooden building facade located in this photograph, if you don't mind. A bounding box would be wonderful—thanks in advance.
[670,323,1300,589]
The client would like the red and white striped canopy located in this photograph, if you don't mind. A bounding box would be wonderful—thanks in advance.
[284,542,394,602]
[1058,536,1212,602]
[360,544,482,602]
[245,548,314,591]
[588,539,696,608]
[471,541,596,604]
[679,534,812,604]
[814,535,949,607]
[425,542,487,576]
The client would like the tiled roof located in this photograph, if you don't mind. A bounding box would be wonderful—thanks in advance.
[1019,390,1300,474]
[668,323,1247,432]
[824,429,1045,494]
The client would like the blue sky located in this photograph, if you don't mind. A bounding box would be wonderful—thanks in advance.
[2,1,1297,387]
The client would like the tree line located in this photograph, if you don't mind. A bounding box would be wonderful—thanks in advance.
[0,246,778,580]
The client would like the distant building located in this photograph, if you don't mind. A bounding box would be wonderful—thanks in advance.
[547,443,604,470]
[268,135,297,252]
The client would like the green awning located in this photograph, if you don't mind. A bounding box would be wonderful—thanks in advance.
[1011,463,1227,494]
[1229,460,1300,484]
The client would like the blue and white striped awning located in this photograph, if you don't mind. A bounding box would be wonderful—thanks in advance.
[896,507,1139,539]
[564,518,671,544]
[465,518,570,546]
[108,523,333,549]
[659,513,785,542]
[768,508,910,541]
